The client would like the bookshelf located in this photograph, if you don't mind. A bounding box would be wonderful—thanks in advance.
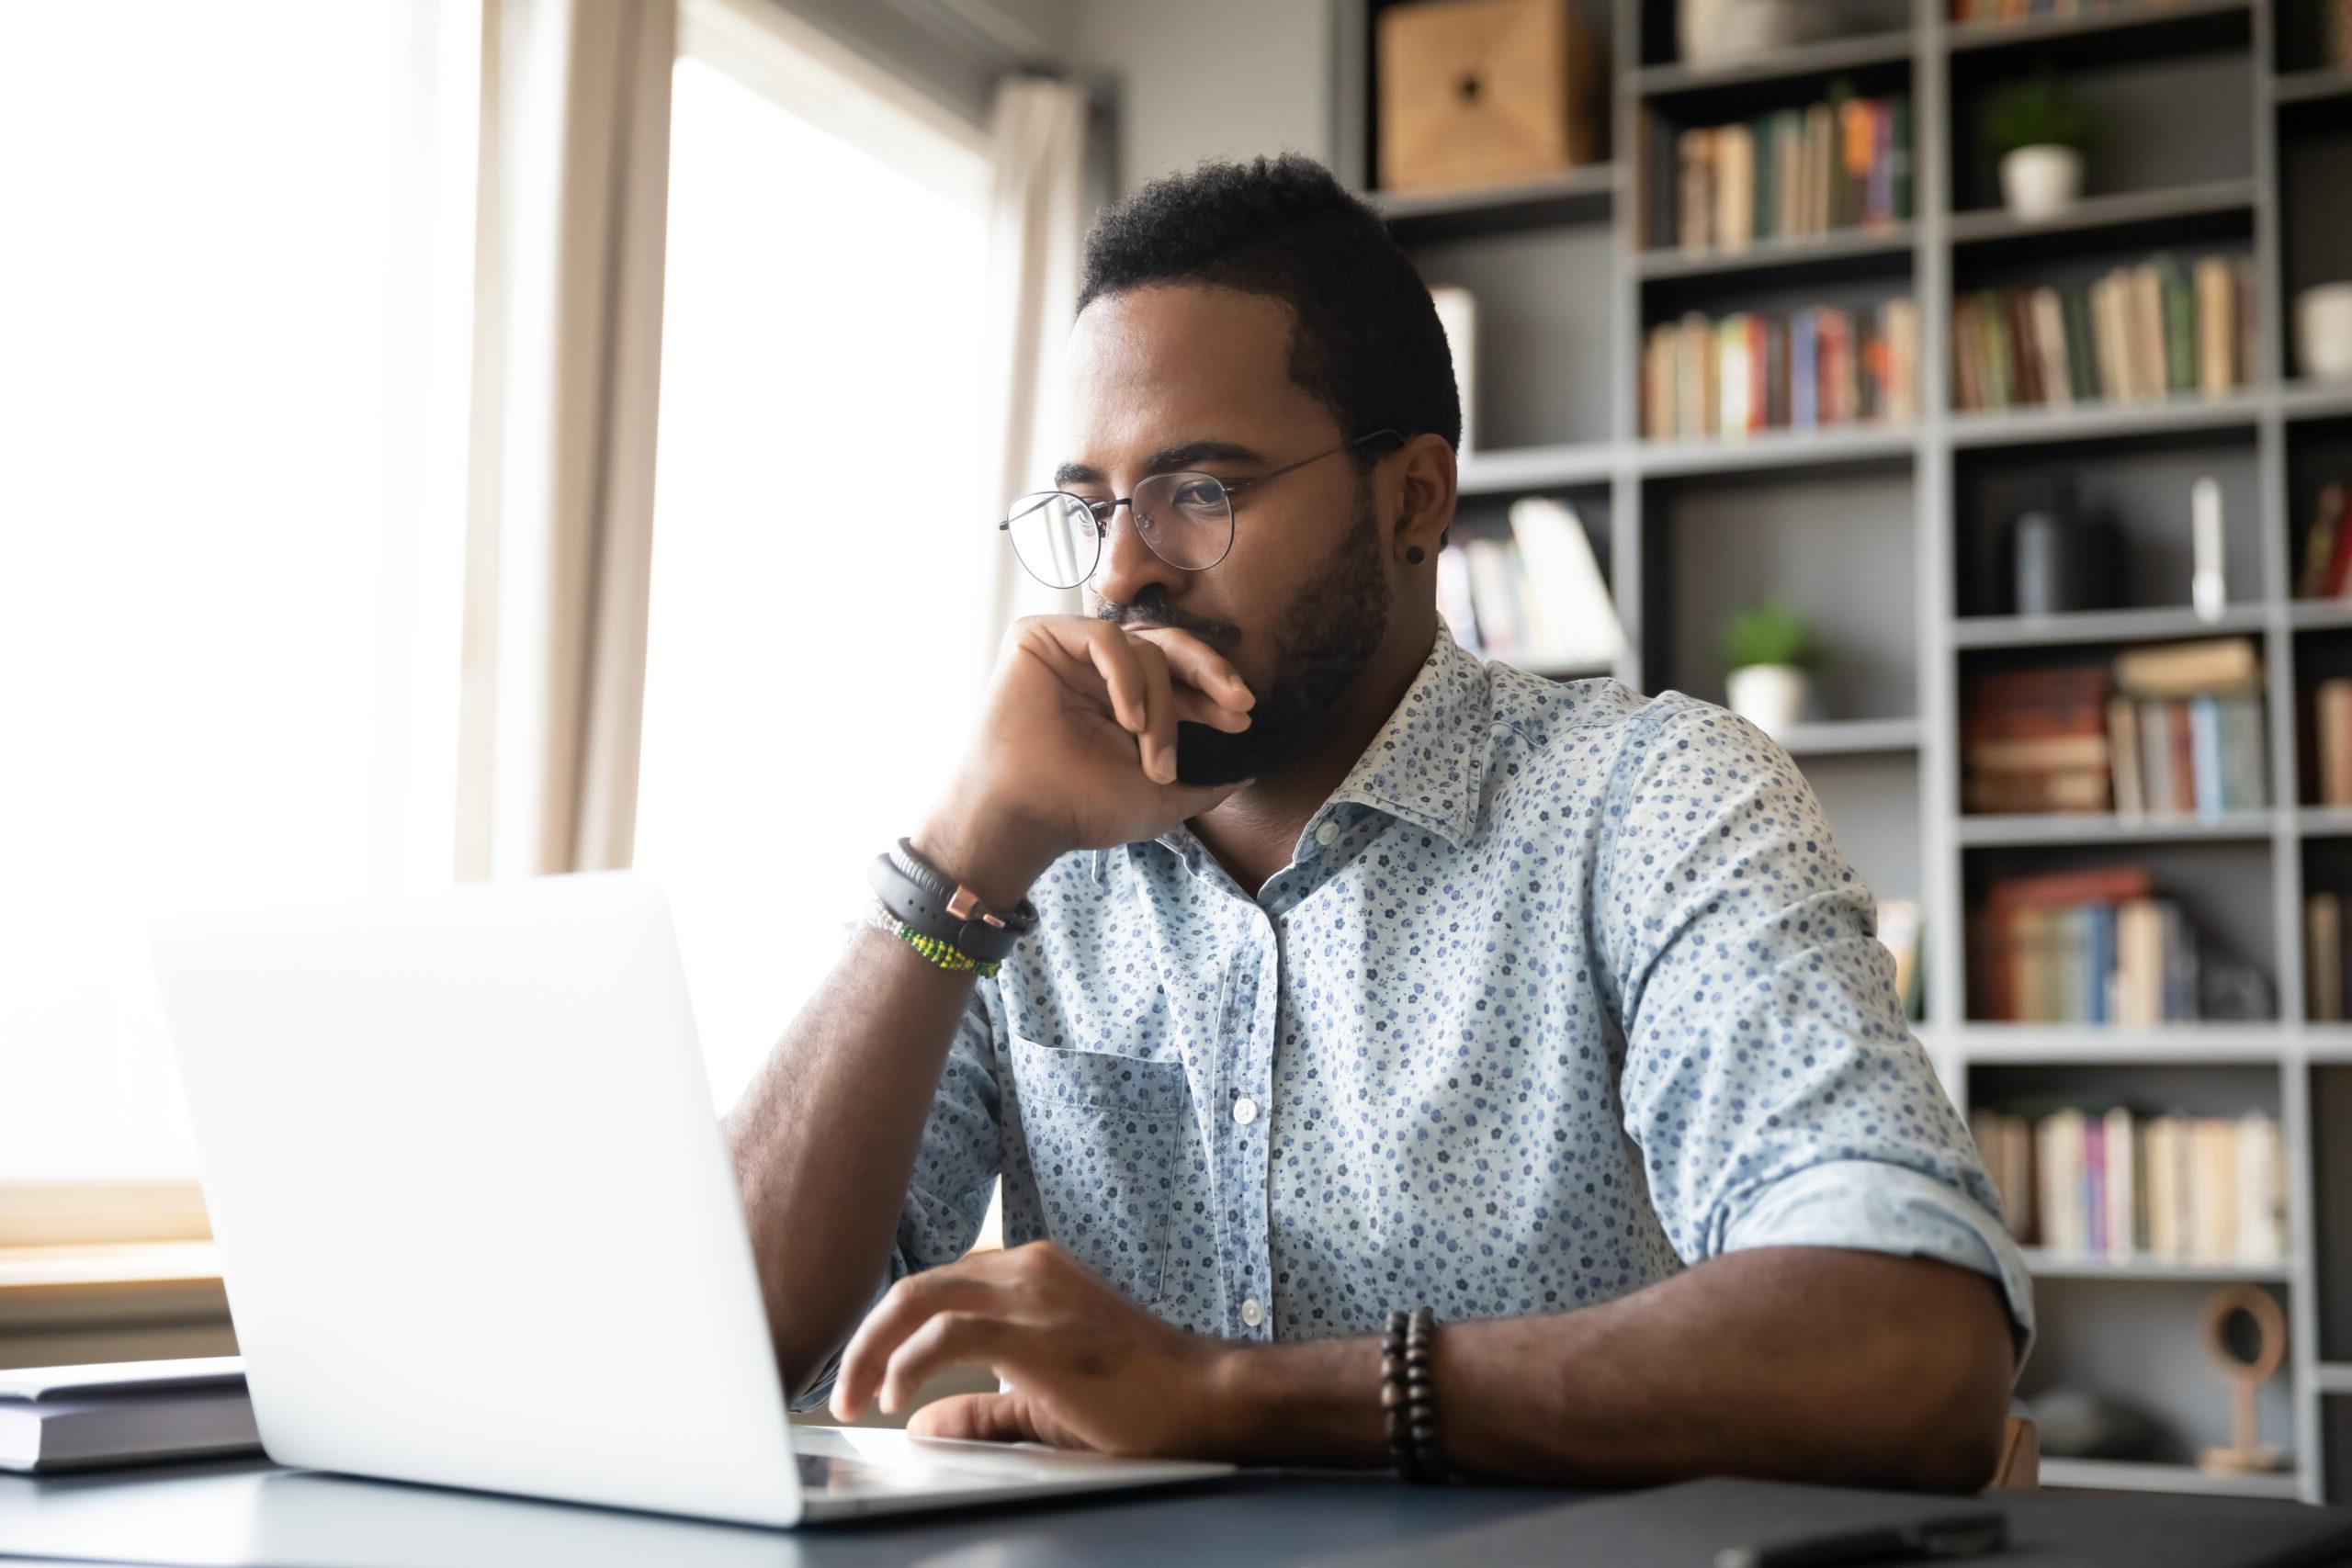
[1335,0,2352,1505]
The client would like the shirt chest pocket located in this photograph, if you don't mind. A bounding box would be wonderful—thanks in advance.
[1006,1035,1190,1308]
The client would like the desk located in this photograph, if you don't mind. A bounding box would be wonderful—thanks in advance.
[8,1457,2352,1567]
[0,1457,1577,1567]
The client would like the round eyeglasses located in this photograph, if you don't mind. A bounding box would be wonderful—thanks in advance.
[999,428,1402,591]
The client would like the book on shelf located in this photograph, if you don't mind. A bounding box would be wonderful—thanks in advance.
[1439,498,1624,673]
[1970,1105,2289,1268]
[1642,299,1917,440]
[2306,890,2349,1021]
[2295,481,2352,598]
[1966,863,2211,1025]
[1951,0,2211,22]
[1962,639,2267,818]
[2310,676,2352,807]
[1660,88,1911,254]
[1951,254,2255,414]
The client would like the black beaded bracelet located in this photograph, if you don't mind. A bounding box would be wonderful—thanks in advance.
[1381,1307,1443,1483]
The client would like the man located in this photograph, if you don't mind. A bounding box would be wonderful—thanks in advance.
[726,154,2030,1490]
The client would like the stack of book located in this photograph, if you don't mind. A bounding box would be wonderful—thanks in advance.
[1967,864,2201,1024]
[1962,639,2267,818]
[1963,664,2113,816]
[1661,89,1913,253]
[2295,481,2352,598]
[1951,254,2256,413]
[1435,497,1625,673]
[1970,1104,2290,1265]
[2303,889,2352,1020]
[1640,299,1919,439]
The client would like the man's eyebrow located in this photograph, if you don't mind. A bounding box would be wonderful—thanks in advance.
[1052,440,1267,490]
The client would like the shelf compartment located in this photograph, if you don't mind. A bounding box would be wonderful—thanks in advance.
[1947,0,2254,72]
[1404,222,1616,451]
[1948,181,2256,269]
[2314,1066,2352,1361]
[1951,425,2261,620]
[1371,164,1617,243]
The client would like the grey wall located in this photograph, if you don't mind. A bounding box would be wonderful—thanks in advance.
[1066,0,1337,194]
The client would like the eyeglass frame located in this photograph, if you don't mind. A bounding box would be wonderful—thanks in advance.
[998,426,1405,588]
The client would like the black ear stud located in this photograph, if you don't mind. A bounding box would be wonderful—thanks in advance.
[1406,546,1426,565]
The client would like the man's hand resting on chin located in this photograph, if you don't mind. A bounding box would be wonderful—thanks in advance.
[829,1240,1239,1458]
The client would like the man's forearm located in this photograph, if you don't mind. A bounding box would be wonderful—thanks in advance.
[724,926,980,1401]
[1203,1248,2015,1492]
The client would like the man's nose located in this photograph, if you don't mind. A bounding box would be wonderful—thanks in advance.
[1090,495,1186,608]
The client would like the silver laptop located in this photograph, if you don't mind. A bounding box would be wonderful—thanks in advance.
[149,872,1231,1526]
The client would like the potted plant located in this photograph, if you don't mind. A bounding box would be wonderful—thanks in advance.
[1984,67,2096,219]
[1723,598,1818,739]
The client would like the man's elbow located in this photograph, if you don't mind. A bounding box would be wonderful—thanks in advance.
[1872,1280,2018,1493]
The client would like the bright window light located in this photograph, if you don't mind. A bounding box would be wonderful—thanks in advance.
[634,52,995,1109]
[0,3,476,1180]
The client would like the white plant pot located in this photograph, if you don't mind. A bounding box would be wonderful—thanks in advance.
[2296,283,2352,381]
[1678,0,1835,68]
[1726,663,1811,740]
[1999,145,2084,220]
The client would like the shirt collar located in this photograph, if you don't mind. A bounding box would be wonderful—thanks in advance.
[1090,616,1489,882]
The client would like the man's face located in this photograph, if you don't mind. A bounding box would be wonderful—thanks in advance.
[1060,284,1392,785]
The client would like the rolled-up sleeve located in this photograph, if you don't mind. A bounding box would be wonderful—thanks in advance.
[788,976,1007,1412]
[1593,695,2034,1361]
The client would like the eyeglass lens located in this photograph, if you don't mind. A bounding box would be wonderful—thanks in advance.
[1003,472,1235,589]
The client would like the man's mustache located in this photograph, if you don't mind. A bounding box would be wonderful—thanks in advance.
[1093,593,1242,657]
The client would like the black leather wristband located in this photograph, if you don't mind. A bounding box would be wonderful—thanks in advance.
[867,838,1039,964]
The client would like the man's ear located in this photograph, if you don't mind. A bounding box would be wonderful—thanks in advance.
[1389,433,1457,565]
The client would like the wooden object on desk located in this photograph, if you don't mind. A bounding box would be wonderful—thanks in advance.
[1990,1415,2040,1492]
[1376,0,1600,193]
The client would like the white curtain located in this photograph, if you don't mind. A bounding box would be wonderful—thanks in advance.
[455,0,677,880]
[982,75,1093,640]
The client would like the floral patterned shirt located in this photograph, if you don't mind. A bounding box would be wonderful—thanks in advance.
[799,623,2030,1404]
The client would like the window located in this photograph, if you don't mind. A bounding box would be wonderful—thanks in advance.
[633,25,996,1109]
[0,4,478,1183]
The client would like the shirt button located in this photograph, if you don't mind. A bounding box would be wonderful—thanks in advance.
[1314,820,1339,847]
[1241,1297,1264,1327]
[1233,1096,1258,1124]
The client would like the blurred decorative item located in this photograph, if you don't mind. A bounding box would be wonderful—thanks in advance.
[2191,476,2227,622]
[2008,481,2120,616]
[1722,598,1817,739]
[1429,285,1480,451]
[2028,1387,2166,1461]
[2198,1284,2290,1476]
[2294,282,2352,381]
[1984,68,2095,219]
[1677,0,1835,69]
[1377,0,1600,193]
[2200,952,2274,1022]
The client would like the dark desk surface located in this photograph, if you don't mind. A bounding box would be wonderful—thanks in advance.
[0,1457,1583,1568]
[10,1458,2352,1568]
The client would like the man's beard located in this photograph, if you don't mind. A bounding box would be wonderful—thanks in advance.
[1098,494,1393,787]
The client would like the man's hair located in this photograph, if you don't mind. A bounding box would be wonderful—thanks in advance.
[1077,153,1462,456]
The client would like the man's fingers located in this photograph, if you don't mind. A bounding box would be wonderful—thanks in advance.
[904,1391,1043,1445]
[831,1268,1005,1420]
[878,1310,1018,1416]
[1172,688,1252,734]
[1125,626,1253,711]
[1129,638,1178,785]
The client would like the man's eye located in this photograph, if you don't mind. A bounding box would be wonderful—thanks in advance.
[1172,479,1226,513]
